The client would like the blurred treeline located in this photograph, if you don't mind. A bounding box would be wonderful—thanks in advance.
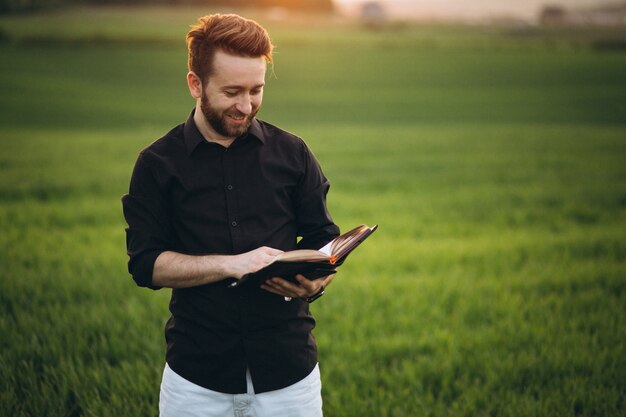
[0,0,333,14]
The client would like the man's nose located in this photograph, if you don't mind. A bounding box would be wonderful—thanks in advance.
[235,94,252,115]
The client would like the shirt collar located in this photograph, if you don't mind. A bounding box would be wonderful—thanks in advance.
[183,109,266,155]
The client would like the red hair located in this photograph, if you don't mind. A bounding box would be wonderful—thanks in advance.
[186,14,274,85]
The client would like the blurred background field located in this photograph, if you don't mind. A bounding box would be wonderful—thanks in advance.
[0,4,625,417]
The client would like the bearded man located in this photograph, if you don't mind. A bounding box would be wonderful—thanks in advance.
[122,13,339,417]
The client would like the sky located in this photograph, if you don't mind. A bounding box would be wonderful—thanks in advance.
[334,0,616,21]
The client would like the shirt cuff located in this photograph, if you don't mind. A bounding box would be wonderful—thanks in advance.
[128,249,164,290]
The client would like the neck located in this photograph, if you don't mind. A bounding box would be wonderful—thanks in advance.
[193,104,236,148]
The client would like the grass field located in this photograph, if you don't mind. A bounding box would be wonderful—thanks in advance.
[0,6,625,417]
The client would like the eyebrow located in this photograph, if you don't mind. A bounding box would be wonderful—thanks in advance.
[222,83,265,90]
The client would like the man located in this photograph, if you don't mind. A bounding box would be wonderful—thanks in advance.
[122,13,339,417]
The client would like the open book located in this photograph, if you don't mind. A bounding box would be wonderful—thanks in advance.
[229,224,378,289]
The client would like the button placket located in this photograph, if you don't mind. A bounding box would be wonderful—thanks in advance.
[222,149,240,248]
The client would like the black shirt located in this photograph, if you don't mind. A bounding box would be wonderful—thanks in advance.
[122,111,339,394]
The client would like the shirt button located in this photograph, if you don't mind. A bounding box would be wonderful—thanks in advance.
[231,221,238,227]
[226,184,233,190]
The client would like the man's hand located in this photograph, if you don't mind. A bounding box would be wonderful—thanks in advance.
[228,246,284,279]
[260,273,335,300]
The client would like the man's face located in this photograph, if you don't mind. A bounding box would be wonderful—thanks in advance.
[200,50,267,140]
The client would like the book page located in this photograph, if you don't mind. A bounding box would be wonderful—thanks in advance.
[318,240,333,256]
[276,249,329,262]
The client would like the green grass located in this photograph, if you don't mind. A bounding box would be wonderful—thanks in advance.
[0,6,625,417]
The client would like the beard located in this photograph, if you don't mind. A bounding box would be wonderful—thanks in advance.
[201,94,259,139]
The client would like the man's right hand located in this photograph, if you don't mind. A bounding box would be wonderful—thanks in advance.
[228,246,284,279]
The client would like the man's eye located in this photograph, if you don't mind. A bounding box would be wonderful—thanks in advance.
[224,91,237,97]
[251,89,262,96]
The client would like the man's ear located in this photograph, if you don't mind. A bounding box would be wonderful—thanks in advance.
[187,72,203,99]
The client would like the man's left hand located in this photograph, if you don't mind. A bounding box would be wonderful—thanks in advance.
[260,273,334,300]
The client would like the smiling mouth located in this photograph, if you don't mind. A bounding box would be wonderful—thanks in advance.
[227,113,247,123]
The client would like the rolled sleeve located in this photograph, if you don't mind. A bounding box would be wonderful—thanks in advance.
[121,154,172,290]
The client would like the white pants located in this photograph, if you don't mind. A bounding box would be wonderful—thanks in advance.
[159,363,323,417]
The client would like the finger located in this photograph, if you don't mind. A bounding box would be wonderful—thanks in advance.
[268,277,307,298]
[322,274,335,287]
[295,275,324,296]
[295,274,315,288]
[260,283,288,297]
[261,281,295,298]
[264,278,300,296]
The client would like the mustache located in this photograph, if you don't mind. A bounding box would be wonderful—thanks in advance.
[226,105,258,119]
[227,111,247,118]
